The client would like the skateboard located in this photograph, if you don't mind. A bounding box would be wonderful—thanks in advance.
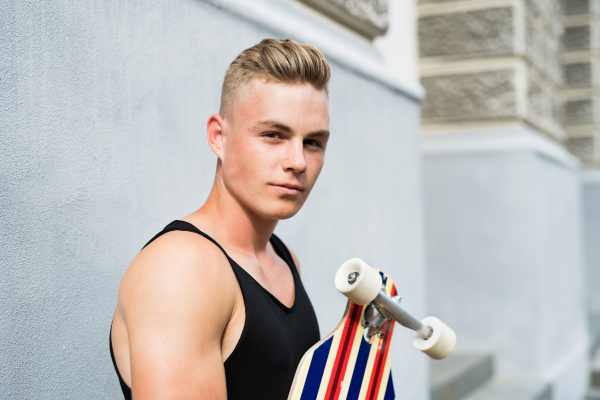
[288,258,456,400]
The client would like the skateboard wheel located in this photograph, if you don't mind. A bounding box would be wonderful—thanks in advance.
[412,316,456,360]
[335,258,382,305]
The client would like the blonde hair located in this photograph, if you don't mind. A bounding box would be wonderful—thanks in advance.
[220,39,331,118]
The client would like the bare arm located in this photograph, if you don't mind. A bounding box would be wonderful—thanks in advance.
[117,232,237,400]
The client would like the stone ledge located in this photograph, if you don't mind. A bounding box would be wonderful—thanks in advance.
[562,88,599,101]
[298,0,388,39]
[566,125,600,136]
[421,123,579,169]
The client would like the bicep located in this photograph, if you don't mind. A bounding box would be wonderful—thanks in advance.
[129,323,226,400]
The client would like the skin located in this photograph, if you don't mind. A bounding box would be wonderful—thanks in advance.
[111,77,330,399]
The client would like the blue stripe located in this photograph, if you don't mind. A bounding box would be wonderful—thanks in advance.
[300,336,334,400]
[383,372,395,400]
[379,271,388,287]
[346,336,372,400]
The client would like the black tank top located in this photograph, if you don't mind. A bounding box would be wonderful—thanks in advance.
[109,220,320,399]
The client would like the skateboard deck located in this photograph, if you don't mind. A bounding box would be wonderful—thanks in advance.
[288,271,397,400]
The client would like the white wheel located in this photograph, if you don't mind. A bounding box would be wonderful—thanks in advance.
[412,316,456,360]
[334,258,382,305]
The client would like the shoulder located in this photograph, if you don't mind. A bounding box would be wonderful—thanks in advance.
[118,230,238,331]
[122,229,233,292]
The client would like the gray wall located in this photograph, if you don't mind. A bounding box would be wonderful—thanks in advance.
[0,0,426,398]
[422,125,589,399]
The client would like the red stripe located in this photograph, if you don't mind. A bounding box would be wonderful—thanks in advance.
[367,319,396,400]
[331,306,363,400]
[365,284,397,400]
[324,303,363,400]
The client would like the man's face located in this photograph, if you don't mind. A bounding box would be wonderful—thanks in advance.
[219,78,330,220]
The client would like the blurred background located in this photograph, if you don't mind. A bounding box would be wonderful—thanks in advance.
[1,0,599,399]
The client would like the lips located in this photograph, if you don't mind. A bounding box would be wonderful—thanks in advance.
[270,183,305,194]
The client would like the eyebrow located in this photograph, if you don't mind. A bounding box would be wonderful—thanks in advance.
[257,120,330,138]
[257,120,292,133]
[306,130,330,139]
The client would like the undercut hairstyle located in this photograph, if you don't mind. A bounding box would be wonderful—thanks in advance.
[220,39,331,119]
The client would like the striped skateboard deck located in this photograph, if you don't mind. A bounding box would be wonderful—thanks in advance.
[288,271,396,400]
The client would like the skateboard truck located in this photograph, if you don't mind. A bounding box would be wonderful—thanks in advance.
[361,288,433,341]
[362,304,387,340]
[335,258,456,360]
[345,267,432,339]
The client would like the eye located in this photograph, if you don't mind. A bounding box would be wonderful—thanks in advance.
[304,139,322,148]
[262,132,282,140]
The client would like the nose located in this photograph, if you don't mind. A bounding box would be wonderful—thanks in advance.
[283,139,307,173]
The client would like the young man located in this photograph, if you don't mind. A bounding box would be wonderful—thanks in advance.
[110,39,331,399]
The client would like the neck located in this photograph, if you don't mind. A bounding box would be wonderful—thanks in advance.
[191,173,278,256]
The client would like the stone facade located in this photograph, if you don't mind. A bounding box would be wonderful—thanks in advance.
[419,0,600,167]
[419,0,564,139]
[563,25,591,51]
[418,7,514,59]
[565,99,594,125]
[564,62,592,87]
[421,70,516,122]
[566,0,591,15]
[299,0,388,38]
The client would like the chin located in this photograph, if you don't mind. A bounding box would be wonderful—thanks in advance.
[258,202,303,221]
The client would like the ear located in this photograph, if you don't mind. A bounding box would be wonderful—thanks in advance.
[207,114,227,161]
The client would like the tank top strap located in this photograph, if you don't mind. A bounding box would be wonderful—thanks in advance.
[144,222,297,277]
[142,220,231,259]
[269,233,299,276]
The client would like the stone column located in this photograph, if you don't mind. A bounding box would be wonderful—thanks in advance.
[418,1,589,398]
[562,0,600,357]
[563,0,600,167]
